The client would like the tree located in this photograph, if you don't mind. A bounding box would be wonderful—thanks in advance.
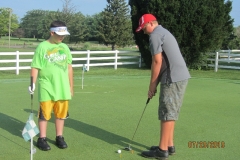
[0,8,19,37]
[12,28,25,39]
[57,0,77,24]
[20,0,77,41]
[236,26,240,38]
[15,0,84,43]
[97,0,134,50]
[84,14,100,41]
[234,26,240,49]
[20,10,47,39]
[226,26,240,49]
[129,0,234,69]
[68,12,88,43]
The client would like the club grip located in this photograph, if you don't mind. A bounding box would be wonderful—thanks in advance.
[146,98,150,104]
[30,76,33,90]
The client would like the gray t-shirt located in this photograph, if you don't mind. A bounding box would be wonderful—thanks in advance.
[149,25,190,83]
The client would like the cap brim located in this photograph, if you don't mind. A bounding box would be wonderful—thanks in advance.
[55,31,70,35]
[135,26,143,32]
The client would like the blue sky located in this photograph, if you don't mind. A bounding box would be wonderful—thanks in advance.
[1,0,240,27]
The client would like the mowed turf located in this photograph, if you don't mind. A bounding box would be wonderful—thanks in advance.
[0,68,239,160]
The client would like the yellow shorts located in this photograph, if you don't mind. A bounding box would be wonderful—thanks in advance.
[38,100,69,120]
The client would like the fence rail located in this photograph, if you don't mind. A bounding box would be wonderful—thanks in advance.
[0,50,141,75]
[207,50,240,72]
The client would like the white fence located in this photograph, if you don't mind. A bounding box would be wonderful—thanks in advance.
[0,50,141,75]
[207,50,240,72]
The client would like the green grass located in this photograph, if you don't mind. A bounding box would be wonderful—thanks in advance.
[0,67,240,160]
[0,36,138,52]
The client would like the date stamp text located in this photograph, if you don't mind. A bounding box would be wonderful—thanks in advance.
[188,141,225,148]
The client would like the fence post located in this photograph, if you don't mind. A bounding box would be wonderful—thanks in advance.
[228,49,230,63]
[139,53,141,68]
[114,50,118,70]
[86,50,90,71]
[214,52,219,72]
[16,51,19,75]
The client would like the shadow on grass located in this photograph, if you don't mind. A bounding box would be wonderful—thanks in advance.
[23,109,148,152]
[64,118,148,152]
[0,113,30,150]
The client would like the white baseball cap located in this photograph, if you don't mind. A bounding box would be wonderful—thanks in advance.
[50,27,70,35]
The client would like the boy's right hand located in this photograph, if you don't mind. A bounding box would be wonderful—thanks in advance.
[28,83,35,94]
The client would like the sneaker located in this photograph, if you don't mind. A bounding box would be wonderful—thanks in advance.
[37,137,51,151]
[150,146,175,155]
[168,146,175,155]
[141,147,168,160]
[56,136,68,149]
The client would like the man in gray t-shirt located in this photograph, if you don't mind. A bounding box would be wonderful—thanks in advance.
[136,14,190,159]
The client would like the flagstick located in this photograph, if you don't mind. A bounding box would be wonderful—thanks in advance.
[21,77,39,159]
[30,76,34,160]
[31,138,33,160]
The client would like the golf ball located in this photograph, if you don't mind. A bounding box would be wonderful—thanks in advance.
[117,149,121,153]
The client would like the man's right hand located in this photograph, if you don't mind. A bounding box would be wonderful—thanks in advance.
[148,89,157,99]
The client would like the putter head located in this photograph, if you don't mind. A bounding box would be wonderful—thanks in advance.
[124,146,132,151]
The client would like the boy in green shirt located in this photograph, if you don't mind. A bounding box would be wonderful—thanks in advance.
[28,20,73,151]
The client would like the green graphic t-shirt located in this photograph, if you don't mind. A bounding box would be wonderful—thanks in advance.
[31,41,72,102]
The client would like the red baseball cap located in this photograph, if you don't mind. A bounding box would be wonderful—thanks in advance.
[136,14,157,32]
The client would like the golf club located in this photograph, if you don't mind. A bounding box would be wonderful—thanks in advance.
[124,98,150,151]
[30,76,33,111]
